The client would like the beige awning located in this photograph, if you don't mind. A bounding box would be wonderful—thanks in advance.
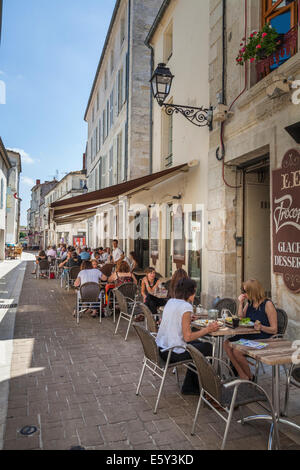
[52,163,189,225]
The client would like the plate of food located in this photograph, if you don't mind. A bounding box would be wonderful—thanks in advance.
[194,319,223,327]
[225,317,254,327]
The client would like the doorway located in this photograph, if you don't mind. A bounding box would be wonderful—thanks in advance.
[165,203,173,278]
[243,158,271,296]
[134,210,149,270]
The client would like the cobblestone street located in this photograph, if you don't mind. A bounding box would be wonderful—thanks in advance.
[1,256,300,450]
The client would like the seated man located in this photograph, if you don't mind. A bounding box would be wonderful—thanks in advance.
[79,247,91,261]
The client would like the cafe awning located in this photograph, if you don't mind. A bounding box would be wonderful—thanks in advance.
[51,163,189,225]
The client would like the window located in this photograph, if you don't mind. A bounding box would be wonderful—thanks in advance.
[262,0,298,31]
[117,131,123,183]
[102,109,106,142]
[111,48,114,74]
[80,179,85,189]
[92,106,95,123]
[109,146,114,186]
[106,100,110,136]
[98,118,102,150]
[118,67,124,114]
[104,70,108,90]
[97,91,99,111]
[102,155,107,188]
[110,90,114,129]
[120,16,126,46]
[164,22,173,63]
[162,106,173,168]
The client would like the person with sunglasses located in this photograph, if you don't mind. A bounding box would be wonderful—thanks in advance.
[223,279,278,381]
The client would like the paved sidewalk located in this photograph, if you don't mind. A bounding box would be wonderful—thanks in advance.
[1,260,300,450]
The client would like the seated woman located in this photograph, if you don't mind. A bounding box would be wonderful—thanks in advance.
[156,279,219,394]
[224,279,278,381]
[32,250,47,275]
[91,258,100,270]
[168,268,189,299]
[74,260,107,317]
[141,267,166,315]
[108,260,137,286]
[59,250,81,269]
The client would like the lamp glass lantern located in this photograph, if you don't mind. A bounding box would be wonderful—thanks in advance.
[150,63,174,106]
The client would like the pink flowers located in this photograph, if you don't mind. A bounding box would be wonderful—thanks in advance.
[250,58,255,63]
[262,32,268,38]
[256,44,262,49]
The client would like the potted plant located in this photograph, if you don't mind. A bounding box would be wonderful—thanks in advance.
[236,23,280,65]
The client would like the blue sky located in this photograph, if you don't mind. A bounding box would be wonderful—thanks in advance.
[0,0,116,225]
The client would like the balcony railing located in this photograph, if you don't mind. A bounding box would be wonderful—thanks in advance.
[256,26,298,83]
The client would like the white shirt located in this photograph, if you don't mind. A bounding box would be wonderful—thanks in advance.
[47,249,56,257]
[112,247,123,262]
[77,269,103,285]
[156,299,193,354]
[100,252,109,263]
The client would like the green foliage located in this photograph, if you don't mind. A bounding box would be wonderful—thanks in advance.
[236,24,279,66]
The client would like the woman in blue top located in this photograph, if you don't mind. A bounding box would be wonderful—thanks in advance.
[224,279,278,381]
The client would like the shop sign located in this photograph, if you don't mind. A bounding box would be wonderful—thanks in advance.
[272,149,300,293]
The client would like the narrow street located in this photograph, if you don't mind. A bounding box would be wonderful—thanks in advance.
[0,254,299,450]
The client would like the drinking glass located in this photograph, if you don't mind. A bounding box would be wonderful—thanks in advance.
[221,309,232,323]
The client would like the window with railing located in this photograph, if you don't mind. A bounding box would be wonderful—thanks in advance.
[257,0,298,81]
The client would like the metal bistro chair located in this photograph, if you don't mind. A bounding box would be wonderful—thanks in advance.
[215,297,237,316]
[36,260,50,279]
[283,364,300,417]
[66,266,81,290]
[75,282,103,326]
[252,308,289,382]
[109,282,138,323]
[133,324,194,414]
[114,287,139,341]
[186,344,280,450]
[138,303,158,335]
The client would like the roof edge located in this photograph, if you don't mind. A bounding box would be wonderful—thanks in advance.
[0,138,13,170]
[145,0,172,46]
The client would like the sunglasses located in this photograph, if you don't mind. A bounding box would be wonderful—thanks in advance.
[241,288,246,294]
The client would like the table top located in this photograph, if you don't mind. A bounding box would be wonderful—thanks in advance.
[191,320,259,337]
[231,338,299,366]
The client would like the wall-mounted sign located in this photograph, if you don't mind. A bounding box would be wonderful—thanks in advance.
[272,149,300,293]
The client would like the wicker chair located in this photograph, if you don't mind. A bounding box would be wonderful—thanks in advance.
[114,288,139,341]
[36,260,50,279]
[138,303,158,334]
[133,325,193,414]
[66,266,81,290]
[283,364,300,417]
[215,298,237,316]
[75,282,103,325]
[186,344,280,450]
[107,282,138,322]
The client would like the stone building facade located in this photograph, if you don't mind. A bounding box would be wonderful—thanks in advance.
[28,180,57,249]
[6,150,21,245]
[208,0,300,339]
[44,170,87,247]
[83,0,163,251]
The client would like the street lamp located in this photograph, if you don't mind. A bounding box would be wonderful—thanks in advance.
[150,63,213,130]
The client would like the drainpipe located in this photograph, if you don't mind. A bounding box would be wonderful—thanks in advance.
[124,0,131,182]
[145,42,154,175]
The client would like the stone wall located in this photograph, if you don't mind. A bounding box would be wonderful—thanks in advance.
[208,0,300,338]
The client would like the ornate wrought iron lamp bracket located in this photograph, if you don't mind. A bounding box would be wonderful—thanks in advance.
[162,103,213,130]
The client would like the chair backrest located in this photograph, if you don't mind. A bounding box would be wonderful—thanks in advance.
[215,298,237,316]
[100,263,114,278]
[138,303,158,333]
[116,282,137,301]
[186,344,222,403]
[276,307,288,335]
[114,289,129,314]
[80,282,101,302]
[69,266,81,280]
[133,324,161,365]
[39,260,50,270]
